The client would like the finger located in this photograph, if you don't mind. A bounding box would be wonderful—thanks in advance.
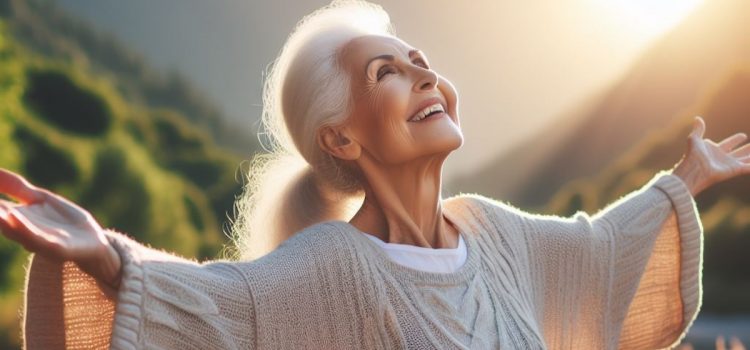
[7,209,65,254]
[0,201,18,235]
[0,199,16,210]
[0,208,24,243]
[39,192,91,223]
[0,209,35,249]
[15,203,75,232]
[717,335,727,350]
[0,169,44,204]
[0,208,65,253]
[0,170,90,223]
[0,205,13,231]
[729,337,747,350]
[732,143,750,158]
[690,116,706,140]
[718,133,748,152]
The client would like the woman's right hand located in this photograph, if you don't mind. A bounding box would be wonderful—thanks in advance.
[0,168,122,291]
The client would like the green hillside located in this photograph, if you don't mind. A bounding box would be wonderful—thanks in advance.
[0,3,254,347]
[2,0,258,154]
[546,65,750,314]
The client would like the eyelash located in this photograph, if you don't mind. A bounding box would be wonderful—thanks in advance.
[377,59,430,81]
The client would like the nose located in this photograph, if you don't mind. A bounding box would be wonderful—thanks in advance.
[413,67,438,92]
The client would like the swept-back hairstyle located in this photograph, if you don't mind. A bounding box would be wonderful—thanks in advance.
[228,0,395,260]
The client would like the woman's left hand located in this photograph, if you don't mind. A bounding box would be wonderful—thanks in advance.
[672,116,750,196]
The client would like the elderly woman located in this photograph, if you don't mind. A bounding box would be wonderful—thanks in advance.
[2,0,750,349]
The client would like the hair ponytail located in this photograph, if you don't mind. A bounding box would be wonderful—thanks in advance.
[227,0,394,260]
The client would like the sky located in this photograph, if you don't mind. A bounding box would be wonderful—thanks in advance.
[54,0,703,182]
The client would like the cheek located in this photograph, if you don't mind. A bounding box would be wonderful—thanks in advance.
[357,85,418,161]
[375,85,415,146]
[366,113,415,158]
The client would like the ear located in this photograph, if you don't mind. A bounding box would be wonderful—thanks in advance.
[317,126,361,161]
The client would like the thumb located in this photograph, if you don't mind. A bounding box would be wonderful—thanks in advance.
[690,116,706,140]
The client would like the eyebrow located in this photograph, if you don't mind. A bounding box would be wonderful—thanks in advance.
[365,49,422,75]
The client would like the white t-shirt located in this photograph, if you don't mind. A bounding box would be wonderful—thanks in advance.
[362,233,467,274]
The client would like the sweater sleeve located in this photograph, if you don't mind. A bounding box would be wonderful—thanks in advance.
[522,171,702,350]
[23,230,256,350]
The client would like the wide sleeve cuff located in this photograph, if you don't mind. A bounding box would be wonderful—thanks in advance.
[653,173,703,343]
[23,229,256,350]
[615,171,704,349]
[23,255,116,349]
[106,231,146,349]
[105,230,257,349]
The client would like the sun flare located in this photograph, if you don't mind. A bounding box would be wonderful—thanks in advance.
[604,0,705,39]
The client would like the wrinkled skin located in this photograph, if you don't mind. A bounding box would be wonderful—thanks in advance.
[318,35,463,248]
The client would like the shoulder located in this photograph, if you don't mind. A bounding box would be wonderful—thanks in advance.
[253,221,353,264]
[443,193,590,234]
[442,193,534,248]
[443,192,530,220]
[240,221,361,288]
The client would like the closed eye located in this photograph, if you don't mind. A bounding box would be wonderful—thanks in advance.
[376,59,430,81]
[376,65,396,81]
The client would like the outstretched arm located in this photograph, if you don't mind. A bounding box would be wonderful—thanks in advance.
[515,116,748,349]
[0,168,122,294]
[1,168,258,349]
[672,116,750,196]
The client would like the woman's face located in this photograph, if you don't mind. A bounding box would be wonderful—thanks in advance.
[338,34,462,166]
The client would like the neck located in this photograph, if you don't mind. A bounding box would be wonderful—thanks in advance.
[348,155,458,249]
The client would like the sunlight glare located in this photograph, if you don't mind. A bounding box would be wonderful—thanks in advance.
[605,0,705,39]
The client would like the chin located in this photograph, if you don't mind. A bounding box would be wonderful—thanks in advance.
[429,132,464,157]
[444,126,464,150]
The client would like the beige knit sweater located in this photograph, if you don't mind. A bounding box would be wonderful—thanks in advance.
[22,172,703,349]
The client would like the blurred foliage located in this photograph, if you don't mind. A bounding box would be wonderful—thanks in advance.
[23,69,112,135]
[13,124,80,187]
[0,1,257,347]
[2,0,258,154]
[547,65,750,314]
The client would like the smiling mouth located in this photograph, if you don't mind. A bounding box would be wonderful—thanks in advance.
[408,103,445,122]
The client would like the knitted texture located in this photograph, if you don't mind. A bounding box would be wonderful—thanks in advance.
[22,172,703,349]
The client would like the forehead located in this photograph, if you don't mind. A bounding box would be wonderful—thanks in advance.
[340,35,415,66]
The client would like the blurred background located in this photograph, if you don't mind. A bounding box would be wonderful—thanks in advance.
[0,0,748,348]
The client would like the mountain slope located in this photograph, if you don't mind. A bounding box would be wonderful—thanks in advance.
[548,65,750,313]
[450,0,750,208]
[3,0,259,154]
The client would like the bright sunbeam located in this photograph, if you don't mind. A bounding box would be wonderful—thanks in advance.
[603,0,705,39]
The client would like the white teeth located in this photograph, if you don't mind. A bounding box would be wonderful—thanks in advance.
[409,103,444,122]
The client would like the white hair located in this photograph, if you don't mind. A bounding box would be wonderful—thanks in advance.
[227,0,395,260]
